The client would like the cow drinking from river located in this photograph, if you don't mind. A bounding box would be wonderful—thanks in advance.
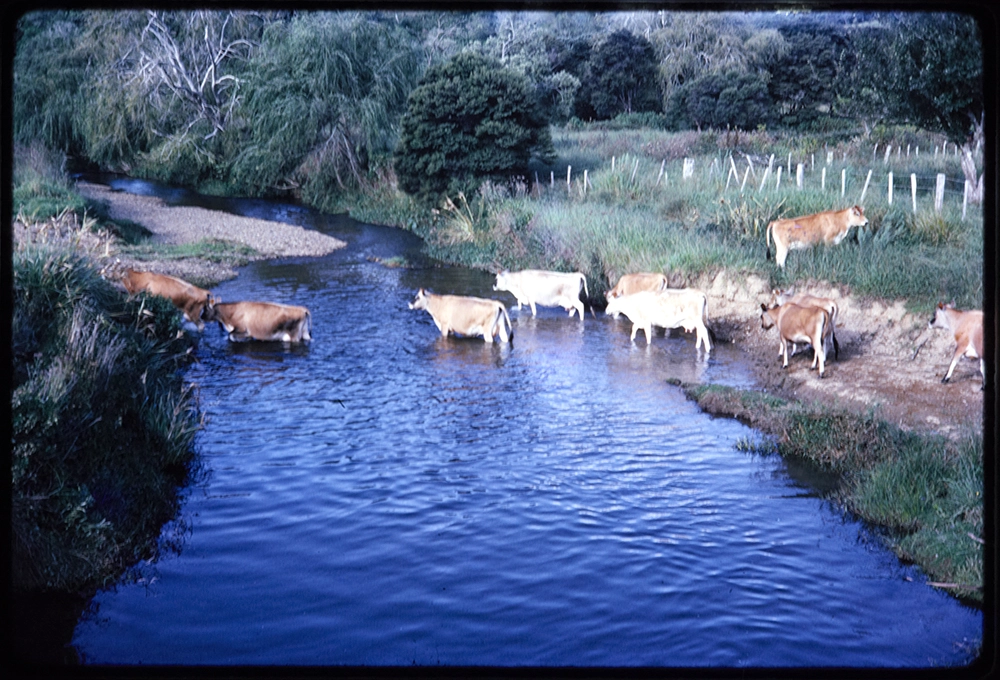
[120,269,215,331]
[202,299,312,343]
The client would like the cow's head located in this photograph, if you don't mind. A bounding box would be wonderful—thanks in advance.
[760,303,778,329]
[849,205,868,228]
[201,294,220,322]
[493,271,510,292]
[408,288,429,311]
[928,301,954,329]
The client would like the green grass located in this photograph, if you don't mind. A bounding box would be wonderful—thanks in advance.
[680,382,983,605]
[121,238,259,267]
[12,246,200,595]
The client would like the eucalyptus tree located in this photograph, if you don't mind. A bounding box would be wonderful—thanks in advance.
[228,12,421,199]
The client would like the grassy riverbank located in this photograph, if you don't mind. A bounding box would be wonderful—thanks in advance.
[680,382,983,605]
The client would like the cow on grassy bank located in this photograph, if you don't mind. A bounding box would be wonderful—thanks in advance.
[120,269,214,331]
[766,206,868,268]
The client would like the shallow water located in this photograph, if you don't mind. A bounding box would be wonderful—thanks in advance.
[70,179,982,667]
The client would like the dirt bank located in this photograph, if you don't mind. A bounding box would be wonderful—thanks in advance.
[693,270,984,440]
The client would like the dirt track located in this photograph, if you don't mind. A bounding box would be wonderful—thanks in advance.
[695,271,984,439]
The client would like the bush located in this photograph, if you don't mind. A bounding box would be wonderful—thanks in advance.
[12,246,200,594]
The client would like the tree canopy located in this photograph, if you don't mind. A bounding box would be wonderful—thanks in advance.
[394,51,555,203]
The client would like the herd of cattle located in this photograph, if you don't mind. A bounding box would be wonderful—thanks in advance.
[111,204,985,388]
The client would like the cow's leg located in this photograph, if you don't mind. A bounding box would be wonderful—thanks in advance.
[643,324,653,345]
[530,301,537,317]
[781,340,789,368]
[943,352,962,382]
[629,323,639,343]
[816,343,826,377]
[775,243,788,269]
[575,301,584,320]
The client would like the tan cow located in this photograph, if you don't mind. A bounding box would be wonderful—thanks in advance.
[768,287,840,360]
[766,206,868,268]
[605,289,712,352]
[120,269,214,331]
[929,303,984,389]
[409,289,512,343]
[493,269,588,320]
[202,300,312,343]
[760,303,831,378]
[605,272,669,306]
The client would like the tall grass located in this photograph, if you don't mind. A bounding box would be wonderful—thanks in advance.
[11,246,200,594]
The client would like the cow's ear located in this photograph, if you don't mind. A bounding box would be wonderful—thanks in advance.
[761,303,767,311]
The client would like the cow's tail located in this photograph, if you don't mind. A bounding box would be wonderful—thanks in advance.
[303,310,313,342]
[493,304,514,344]
[702,295,717,345]
[765,222,773,260]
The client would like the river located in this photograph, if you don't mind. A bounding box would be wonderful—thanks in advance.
[69,178,982,667]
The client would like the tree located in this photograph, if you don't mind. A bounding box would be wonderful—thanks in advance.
[394,51,555,203]
[667,70,772,130]
[229,13,420,197]
[581,29,660,119]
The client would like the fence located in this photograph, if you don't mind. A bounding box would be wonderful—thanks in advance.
[550,145,978,220]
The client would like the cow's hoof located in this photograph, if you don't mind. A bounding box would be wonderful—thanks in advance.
[941,377,950,384]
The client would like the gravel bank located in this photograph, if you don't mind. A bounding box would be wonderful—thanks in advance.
[73,181,346,286]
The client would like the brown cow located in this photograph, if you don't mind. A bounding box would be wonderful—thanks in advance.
[202,300,312,343]
[929,303,984,389]
[605,272,668,304]
[409,289,512,343]
[768,287,840,360]
[120,269,214,331]
[760,302,831,378]
[605,289,712,352]
[766,206,868,268]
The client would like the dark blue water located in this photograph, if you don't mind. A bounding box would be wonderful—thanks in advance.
[70,179,982,667]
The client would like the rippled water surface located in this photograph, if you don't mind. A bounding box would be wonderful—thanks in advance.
[71,180,981,667]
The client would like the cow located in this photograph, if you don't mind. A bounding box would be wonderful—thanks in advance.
[605,289,712,352]
[202,299,312,343]
[768,287,840,360]
[409,289,512,344]
[929,303,984,389]
[766,205,868,268]
[606,272,669,304]
[120,269,214,331]
[493,269,588,320]
[760,303,831,378]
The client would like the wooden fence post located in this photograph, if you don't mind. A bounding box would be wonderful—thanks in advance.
[630,158,639,184]
[550,171,554,188]
[910,173,917,213]
[883,145,892,164]
[683,158,694,180]
[740,167,750,194]
[935,173,946,212]
[796,163,804,190]
[827,151,834,165]
[841,168,846,198]
[611,156,616,172]
[567,166,572,194]
[888,171,893,205]
[758,165,771,193]
[787,152,792,175]
[776,166,782,190]
[583,169,588,195]
[860,169,873,203]
[656,159,666,187]
[821,167,827,191]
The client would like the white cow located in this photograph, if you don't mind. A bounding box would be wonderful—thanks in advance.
[409,289,512,343]
[605,289,712,352]
[493,269,588,320]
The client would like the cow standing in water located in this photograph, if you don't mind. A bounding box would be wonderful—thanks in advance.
[929,303,985,389]
[766,206,868,268]
[605,288,713,352]
[605,272,668,302]
[493,269,588,320]
[120,269,215,331]
[409,289,512,343]
[202,299,312,343]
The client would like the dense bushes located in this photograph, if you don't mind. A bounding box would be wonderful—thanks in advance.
[11,247,200,593]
